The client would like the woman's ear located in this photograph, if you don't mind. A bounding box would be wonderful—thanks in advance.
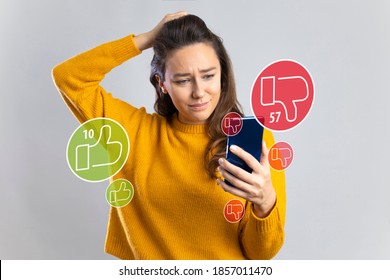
[155,74,168,94]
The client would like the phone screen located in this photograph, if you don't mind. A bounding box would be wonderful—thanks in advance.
[225,116,264,185]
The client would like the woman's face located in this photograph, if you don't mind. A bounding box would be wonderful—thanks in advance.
[161,43,221,124]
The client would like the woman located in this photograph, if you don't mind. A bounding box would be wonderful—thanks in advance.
[52,11,286,260]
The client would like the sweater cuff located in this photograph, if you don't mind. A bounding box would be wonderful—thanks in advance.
[249,201,282,233]
[111,34,142,64]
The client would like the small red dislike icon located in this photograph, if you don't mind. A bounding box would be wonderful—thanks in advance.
[269,141,294,171]
[224,199,245,223]
[221,112,243,136]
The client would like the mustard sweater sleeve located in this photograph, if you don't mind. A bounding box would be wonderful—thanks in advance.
[52,34,141,122]
[238,129,286,259]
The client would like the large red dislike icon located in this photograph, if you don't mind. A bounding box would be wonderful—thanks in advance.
[251,60,315,131]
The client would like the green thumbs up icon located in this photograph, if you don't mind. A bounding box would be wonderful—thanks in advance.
[106,179,134,208]
[67,118,129,182]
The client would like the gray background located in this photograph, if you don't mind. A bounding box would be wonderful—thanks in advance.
[1,0,389,259]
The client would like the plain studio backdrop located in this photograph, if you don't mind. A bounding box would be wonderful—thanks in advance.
[0,0,389,259]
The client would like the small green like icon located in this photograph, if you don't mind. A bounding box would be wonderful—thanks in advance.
[67,118,129,182]
[106,179,134,208]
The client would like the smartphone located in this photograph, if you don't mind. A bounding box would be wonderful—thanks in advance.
[225,116,264,186]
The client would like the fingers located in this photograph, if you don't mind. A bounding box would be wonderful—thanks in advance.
[136,11,188,51]
[217,143,276,216]
[219,156,250,184]
[163,11,188,23]
[217,143,268,190]
[217,178,249,198]
[218,159,252,188]
[259,141,270,167]
[158,11,188,31]
[228,145,261,173]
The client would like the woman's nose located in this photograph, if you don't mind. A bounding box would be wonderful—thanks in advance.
[192,80,205,99]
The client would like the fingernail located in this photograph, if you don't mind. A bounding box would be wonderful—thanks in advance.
[230,145,237,151]
[218,158,224,165]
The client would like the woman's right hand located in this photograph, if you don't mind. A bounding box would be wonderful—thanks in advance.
[134,11,188,51]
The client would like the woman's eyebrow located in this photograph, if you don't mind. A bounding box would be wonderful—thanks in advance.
[173,67,217,78]
[199,67,217,73]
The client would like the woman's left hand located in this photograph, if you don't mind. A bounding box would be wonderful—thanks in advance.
[217,141,276,218]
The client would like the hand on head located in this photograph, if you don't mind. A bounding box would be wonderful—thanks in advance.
[134,11,188,51]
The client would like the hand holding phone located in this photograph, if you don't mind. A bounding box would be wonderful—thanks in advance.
[224,116,264,186]
[219,116,277,218]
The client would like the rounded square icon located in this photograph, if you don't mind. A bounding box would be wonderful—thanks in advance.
[67,118,130,182]
[251,60,315,132]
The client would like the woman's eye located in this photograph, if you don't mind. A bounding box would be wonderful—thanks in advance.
[175,79,190,85]
[203,74,215,80]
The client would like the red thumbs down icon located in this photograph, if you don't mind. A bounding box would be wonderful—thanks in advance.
[221,112,243,136]
[223,199,245,223]
[269,141,294,171]
[251,60,314,131]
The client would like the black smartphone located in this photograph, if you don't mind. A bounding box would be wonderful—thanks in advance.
[225,116,264,185]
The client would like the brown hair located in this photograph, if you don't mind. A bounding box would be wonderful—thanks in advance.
[150,15,243,178]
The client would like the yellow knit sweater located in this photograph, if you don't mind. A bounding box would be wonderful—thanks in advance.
[52,34,286,260]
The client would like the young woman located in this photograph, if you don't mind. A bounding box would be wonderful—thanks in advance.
[52,11,286,260]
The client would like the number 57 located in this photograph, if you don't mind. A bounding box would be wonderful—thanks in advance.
[270,111,281,123]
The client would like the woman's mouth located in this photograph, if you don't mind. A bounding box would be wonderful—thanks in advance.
[189,101,210,111]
